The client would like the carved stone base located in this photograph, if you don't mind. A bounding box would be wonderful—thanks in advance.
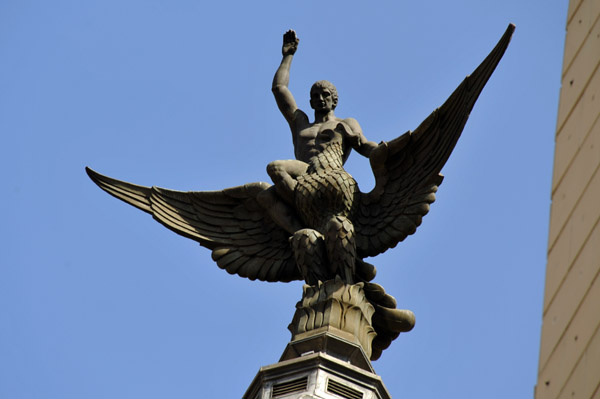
[280,329,374,372]
[244,279,390,398]
[287,278,377,363]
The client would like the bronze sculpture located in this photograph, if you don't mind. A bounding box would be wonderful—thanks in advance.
[87,24,514,362]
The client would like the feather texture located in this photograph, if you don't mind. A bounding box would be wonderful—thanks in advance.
[355,24,514,258]
[86,167,300,282]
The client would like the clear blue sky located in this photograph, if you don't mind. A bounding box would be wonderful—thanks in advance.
[1,1,566,397]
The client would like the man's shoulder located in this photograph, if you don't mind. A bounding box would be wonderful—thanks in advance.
[340,117,361,130]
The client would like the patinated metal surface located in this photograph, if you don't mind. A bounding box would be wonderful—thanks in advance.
[87,24,514,361]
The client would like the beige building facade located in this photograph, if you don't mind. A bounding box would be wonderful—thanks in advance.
[536,0,600,398]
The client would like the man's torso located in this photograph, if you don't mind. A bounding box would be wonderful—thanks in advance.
[292,114,350,163]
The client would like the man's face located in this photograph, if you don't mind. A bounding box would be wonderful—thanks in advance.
[310,88,335,112]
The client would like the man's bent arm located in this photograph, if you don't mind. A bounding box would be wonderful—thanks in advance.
[356,138,378,158]
[339,119,378,158]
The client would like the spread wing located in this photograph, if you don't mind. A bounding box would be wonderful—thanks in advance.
[86,167,301,282]
[355,24,514,258]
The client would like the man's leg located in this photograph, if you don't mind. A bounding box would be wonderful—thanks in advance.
[266,160,308,204]
[257,160,308,234]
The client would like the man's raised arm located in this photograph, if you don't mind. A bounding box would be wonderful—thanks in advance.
[272,30,301,124]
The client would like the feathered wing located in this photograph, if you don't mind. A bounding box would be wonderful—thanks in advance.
[355,24,515,258]
[86,167,301,282]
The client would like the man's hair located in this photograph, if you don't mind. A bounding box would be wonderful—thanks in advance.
[310,80,338,110]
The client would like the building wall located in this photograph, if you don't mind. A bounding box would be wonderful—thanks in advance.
[536,0,600,398]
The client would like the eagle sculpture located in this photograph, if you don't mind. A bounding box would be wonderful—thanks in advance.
[87,24,514,360]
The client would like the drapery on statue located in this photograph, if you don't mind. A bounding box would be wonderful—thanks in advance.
[87,24,514,361]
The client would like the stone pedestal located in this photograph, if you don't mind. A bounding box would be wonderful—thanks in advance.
[288,279,376,360]
[244,279,391,399]
[243,336,391,399]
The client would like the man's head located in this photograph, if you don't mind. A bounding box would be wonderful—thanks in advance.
[310,80,338,111]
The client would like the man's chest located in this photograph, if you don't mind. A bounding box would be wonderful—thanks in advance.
[296,120,340,143]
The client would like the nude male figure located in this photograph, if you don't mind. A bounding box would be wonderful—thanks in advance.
[259,30,378,234]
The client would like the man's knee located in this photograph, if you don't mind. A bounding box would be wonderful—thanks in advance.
[266,160,287,180]
[267,159,308,181]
